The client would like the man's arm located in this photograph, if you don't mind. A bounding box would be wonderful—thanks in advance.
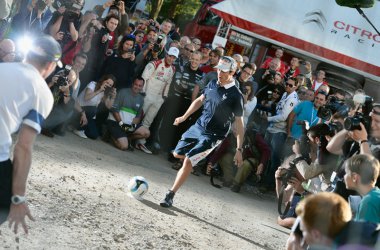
[326,129,349,155]
[287,111,296,137]
[268,98,297,123]
[233,116,244,167]
[68,22,79,42]
[173,95,205,125]
[8,125,37,234]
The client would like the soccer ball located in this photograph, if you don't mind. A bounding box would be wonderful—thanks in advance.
[128,176,149,200]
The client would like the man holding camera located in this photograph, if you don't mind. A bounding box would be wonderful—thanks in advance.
[106,77,150,151]
[81,14,119,84]
[0,35,59,234]
[41,66,77,137]
[46,0,83,47]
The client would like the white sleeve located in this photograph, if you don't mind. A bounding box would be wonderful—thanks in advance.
[244,97,257,117]
[23,81,54,133]
[141,62,156,92]
[268,97,298,123]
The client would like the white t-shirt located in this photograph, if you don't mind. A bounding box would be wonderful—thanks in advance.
[78,81,104,107]
[0,63,53,161]
[244,97,257,126]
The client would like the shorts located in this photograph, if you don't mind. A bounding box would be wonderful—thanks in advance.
[107,120,142,140]
[0,159,12,224]
[174,124,224,167]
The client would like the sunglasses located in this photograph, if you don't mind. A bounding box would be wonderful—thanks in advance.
[286,83,294,88]
[185,48,195,53]
[242,70,253,75]
[273,90,281,94]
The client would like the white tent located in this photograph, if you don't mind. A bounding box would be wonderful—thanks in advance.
[211,0,380,80]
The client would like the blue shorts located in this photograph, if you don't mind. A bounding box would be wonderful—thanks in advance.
[174,124,224,167]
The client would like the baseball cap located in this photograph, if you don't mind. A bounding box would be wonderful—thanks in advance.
[202,43,212,50]
[214,56,237,72]
[28,35,63,68]
[167,47,179,58]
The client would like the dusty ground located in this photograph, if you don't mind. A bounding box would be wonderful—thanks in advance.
[1,133,290,249]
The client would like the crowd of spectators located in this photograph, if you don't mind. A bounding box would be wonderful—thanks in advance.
[1,1,380,248]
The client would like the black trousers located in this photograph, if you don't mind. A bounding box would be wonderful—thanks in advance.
[0,159,12,224]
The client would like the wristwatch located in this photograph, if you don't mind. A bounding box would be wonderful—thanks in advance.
[11,195,26,205]
[236,148,243,152]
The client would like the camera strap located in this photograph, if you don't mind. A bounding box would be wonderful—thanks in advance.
[278,185,291,217]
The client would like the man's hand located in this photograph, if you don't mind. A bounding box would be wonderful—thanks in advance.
[348,123,368,142]
[256,163,264,176]
[103,0,113,9]
[173,116,186,126]
[55,31,64,41]
[234,151,243,167]
[8,203,35,234]
[80,112,88,126]
[119,1,126,15]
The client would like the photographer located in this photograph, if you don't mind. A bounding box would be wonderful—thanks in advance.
[93,0,129,44]
[72,74,116,139]
[101,34,136,90]
[81,14,119,84]
[41,66,77,137]
[46,0,84,47]
[293,123,340,192]
[134,33,166,77]
[11,0,53,35]
[275,155,306,229]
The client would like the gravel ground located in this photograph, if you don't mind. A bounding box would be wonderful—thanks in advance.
[0,133,290,249]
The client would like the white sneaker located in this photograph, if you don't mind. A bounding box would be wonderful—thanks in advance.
[136,143,152,154]
[73,129,87,139]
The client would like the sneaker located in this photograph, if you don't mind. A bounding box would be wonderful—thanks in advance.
[136,143,152,154]
[73,129,87,139]
[231,184,241,193]
[160,190,175,207]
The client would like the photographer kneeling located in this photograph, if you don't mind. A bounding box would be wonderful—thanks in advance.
[42,66,76,137]
[293,123,340,192]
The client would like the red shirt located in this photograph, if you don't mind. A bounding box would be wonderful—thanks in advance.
[260,57,287,76]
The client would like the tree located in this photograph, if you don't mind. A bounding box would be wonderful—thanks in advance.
[150,0,165,20]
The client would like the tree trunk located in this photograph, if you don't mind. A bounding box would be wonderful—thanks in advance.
[168,0,183,19]
[150,0,165,20]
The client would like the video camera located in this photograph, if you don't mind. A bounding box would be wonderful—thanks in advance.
[344,94,373,132]
[54,0,85,22]
[36,0,48,10]
[264,69,277,82]
[153,34,164,52]
[56,65,72,87]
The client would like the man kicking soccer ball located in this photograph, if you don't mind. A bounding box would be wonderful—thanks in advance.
[160,56,245,207]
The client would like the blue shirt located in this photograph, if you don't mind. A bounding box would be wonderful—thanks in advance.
[356,187,380,224]
[197,79,243,137]
[291,101,319,139]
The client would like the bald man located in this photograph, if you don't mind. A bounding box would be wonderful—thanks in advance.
[0,39,15,62]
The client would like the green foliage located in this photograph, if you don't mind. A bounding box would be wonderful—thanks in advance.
[159,0,202,24]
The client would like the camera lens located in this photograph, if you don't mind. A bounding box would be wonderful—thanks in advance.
[343,116,361,131]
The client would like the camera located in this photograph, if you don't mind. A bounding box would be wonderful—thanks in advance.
[149,20,156,27]
[317,95,348,121]
[153,34,164,52]
[54,0,85,11]
[127,48,135,53]
[113,0,121,5]
[56,65,72,87]
[344,94,373,131]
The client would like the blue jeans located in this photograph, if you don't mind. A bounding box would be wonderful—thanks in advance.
[263,131,287,187]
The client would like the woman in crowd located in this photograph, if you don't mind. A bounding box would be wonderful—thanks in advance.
[242,82,257,126]
[73,74,117,139]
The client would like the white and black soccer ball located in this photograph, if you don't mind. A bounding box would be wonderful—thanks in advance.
[128,176,148,200]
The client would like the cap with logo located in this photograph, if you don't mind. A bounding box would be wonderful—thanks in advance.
[28,35,63,68]
[167,47,179,58]
[214,56,238,72]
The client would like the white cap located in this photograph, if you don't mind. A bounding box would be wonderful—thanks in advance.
[167,47,179,58]
[214,56,238,72]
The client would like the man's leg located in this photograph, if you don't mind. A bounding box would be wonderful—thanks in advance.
[170,156,193,193]
[0,160,12,225]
